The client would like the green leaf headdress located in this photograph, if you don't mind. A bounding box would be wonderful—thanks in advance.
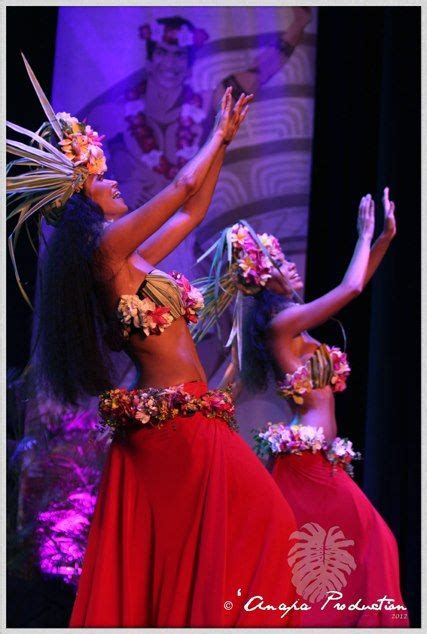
[7,54,108,307]
[191,220,287,367]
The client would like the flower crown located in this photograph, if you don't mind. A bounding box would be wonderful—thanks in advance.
[56,112,106,178]
[190,220,286,366]
[139,20,209,49]
[6,54,108,306]
[230,222,286,293]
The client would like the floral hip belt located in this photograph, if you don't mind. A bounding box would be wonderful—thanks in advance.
[99,385,238,432]
[253,423,361,477]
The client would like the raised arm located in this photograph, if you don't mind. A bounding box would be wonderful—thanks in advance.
[181,94,252,219]
[363,187,396,288]
[138,93,253,265]
[98,88,237,262]
[270,194,375,337]
[216,7,312,102]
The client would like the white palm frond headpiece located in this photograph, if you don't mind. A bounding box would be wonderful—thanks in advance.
[7,53,108,307]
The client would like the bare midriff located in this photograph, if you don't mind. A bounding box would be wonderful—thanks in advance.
[270,330,339,442]
[287,387,338,442]
[125,315,207,389]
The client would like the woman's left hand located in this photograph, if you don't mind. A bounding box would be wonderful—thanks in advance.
[381,186,397,241]
[214,88,254,145]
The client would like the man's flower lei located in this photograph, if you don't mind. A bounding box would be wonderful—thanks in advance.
[125,20,209,179]
[124,84,206,179]
[253,422,361,477]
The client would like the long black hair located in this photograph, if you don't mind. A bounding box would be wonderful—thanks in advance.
[241,289,298,393]
[241,287,347,393]
[32,193,115,406]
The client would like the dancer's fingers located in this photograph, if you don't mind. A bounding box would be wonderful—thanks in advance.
[383,186,390,202]
[221,88,228,111]
[225,87,233,113]
[221,86,232,112]
[233,93,245,117]
[240,104,250,121]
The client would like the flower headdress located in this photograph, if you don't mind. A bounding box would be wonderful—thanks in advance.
[6,54,108,307]
[139,20,209,49]
[191,220,286,366]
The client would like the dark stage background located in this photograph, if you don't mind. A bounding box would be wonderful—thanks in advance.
[6,6,420,628]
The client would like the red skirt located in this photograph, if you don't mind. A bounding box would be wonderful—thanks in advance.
[272,451,408,627]
[69,381,299,627]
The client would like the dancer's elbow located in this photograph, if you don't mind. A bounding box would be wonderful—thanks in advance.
[173,172,197,198]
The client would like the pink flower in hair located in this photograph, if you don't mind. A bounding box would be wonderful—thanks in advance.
[84,125,105,147]
[238,254,258,279]
[176,25,194,47]
[229,222,286,292]
[150,21,164,43]
[86,152,107,176]
[58,118,107,176]
[192,27,209,48]
[230,223,249,247]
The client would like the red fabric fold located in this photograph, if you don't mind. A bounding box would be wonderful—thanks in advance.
[69,381,300,627]
[272,451,408,627]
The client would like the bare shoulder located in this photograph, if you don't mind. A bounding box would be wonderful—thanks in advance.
[267,303,305,333]
[95,248,153,298]
[265,321,306,375]
[119,251,154,292]
[265,306,299,350]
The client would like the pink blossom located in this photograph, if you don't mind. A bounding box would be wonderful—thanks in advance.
[192,28,209,48]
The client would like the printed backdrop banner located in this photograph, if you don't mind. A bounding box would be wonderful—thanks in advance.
[53,6,317,436]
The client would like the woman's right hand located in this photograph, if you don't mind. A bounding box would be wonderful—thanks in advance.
[381,186,397,241]
[357,193,375,241]
[214,87,254,145]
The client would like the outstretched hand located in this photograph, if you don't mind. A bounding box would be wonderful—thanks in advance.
[214,87,254,145]
[382,186,397,240]
[357,193,375,241]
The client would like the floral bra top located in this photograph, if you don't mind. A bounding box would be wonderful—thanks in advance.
[117,269,204,339]
[277,343,351,405]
